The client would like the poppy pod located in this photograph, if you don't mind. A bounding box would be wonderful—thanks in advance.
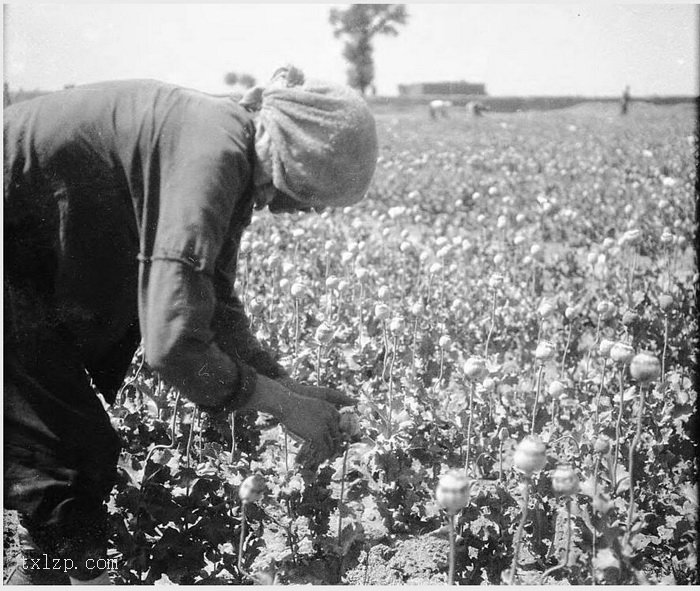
[315,322,335,345]
[389,316,405,334]
[488,273,504,289]
[594,435,611,454]
[439,335,452,349]
[551,465,580,496]
[463,356,488,380]
[537,298,557,318]
[290,282,306,298]
[609,342,634,364]
[596,301,615,318]
[513,436,547,476]
[598,338,615,356]
[547,380,565,397]
[565,304,582,320]
[355,267,369,281]
[622,228,642,245]
[239,474,267,504]
[265,253,281,269]
[435,470,471,514]
[437,246,451,260]
[411,301,425,316]
[602,237,615,250]
[660,229,674,244]
[629,352,661,383]
[374,303,391,321]
[249,296,265,316]
[534,340,556,362]
[658,294,673,311]
[621,310,639,327]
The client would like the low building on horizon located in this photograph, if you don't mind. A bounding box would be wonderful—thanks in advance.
[398,81,487,96]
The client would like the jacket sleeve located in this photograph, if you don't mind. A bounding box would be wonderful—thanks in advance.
[210,257,289,380]
[138,124,258,410]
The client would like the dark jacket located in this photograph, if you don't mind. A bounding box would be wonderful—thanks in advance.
[4,79,285,408]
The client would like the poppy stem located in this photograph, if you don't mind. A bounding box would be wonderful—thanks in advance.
[508,477,531,584]
[531,365,544,434]
[626,383,647,540]
[447,513,456,585]
[464,381,475,475]
[612,368,625,489]
[237,502,248,577]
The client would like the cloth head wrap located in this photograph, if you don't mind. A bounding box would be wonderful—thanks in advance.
[240,66,378,208]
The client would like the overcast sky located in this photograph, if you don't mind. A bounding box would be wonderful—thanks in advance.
[3,3,698,97]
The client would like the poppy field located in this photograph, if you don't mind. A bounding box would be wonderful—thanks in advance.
[103,102,697,585]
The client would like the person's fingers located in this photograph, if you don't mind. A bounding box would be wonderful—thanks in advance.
[286,429,305,444]
[285,382,356,408]
[325,407,342,442]
[325,390,357,407]
[316,435,333,463]
[295,442,313,468]
[296,424,337,469]
[298,441,322,471]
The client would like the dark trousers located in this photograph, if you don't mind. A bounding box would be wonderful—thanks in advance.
[4,294,124,580]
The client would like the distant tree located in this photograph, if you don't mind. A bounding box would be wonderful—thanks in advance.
[329,4,408,95]
[224,72,257,88]
[238,73,257,88]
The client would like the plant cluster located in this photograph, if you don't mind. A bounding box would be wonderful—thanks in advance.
[106,104,697,584]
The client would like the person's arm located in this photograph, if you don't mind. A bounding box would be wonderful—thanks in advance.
[138,106,350,462]
[211,258,356,407]
[138,140,259,410]
[211,268,289,380]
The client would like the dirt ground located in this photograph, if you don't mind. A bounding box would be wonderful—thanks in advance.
[343,535,451,585]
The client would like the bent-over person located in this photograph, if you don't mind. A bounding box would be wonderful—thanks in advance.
[3,66,378,584]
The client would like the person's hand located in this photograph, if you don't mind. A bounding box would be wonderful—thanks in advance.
[240,375,344,469]
[278,377,356,408]
[282,394,344,470]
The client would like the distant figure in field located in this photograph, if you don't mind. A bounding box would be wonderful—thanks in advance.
[620,85,631,115]
[466,101,489,117]
[429,99,452,119]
